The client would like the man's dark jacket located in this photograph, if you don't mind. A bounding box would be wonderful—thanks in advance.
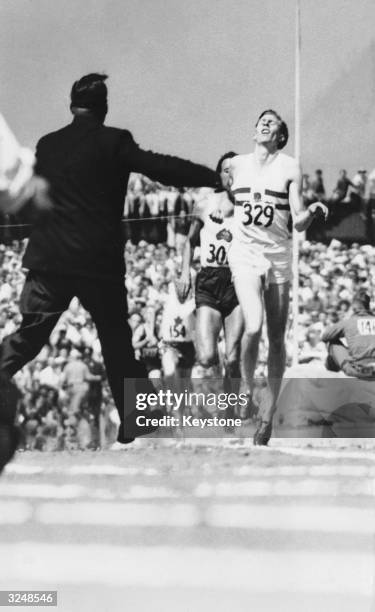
[23,114,216,279]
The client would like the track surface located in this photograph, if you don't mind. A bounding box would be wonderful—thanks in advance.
[1,438,375,612]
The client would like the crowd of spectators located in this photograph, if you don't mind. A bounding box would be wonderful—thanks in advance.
[303,167,375,217]
[123,174,209,252]
[0,169,374,449]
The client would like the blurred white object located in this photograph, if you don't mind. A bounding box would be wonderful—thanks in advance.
[0,113,35,212]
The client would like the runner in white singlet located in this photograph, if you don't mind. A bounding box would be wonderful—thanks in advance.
[228,109,328,445]
[176,153,244,418]
[160,281,196,419]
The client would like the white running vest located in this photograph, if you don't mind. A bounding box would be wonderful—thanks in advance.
[198,192,235,268]
[161,287,195,343]
[230,152,293,254]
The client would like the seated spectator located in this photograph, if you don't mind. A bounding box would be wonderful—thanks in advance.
[322,290,375,378]
[299,326,327,364]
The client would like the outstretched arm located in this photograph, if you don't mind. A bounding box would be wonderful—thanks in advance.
[289,161,328,232]
[121,131,217,189]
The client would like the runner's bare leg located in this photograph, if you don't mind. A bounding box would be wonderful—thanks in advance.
[262,280,290,421]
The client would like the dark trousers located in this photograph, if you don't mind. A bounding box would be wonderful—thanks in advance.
[0,271,149,432]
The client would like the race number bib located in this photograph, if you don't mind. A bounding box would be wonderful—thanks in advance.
[206,243,228,266]
[169,316,186,340]
[241,201,274,228]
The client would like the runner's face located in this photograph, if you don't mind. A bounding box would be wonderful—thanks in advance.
[254,113,282,147]
[219,158,232,190]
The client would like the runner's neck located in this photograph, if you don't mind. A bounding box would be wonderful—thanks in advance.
[253,143,279,166]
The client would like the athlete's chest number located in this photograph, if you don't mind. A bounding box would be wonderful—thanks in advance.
[206,243,228,265]
[170,317,186,339]
[242,202,274,228]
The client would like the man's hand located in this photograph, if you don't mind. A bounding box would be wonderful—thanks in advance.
[175,275,191,302]
[208,209,224,224]
[308,201,329,221]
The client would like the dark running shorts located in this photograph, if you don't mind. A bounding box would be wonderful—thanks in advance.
[195,267,239,318]
[162,341,196,370]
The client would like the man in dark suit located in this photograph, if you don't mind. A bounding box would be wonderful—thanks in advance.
[0,73,217,464]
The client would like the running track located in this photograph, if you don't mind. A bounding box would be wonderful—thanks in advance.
[0,438,374,612]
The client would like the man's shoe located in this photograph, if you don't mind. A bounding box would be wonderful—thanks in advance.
[253,420,272,446]
[0,373,21,423]
[117,409,164,444]
[0,422,19,473]
[0,374,20,473]
[111,440,134,450]
[116,436,136,445]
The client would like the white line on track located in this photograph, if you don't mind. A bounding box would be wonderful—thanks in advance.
[0,483,179,500]
[4,464,159,476]
[2,478,375,501]
[0,484,89,499]
[0,501,32,523]
[1,543,373,597]
[234,464,375,477]
[194,479,375,497]
[6,462,375,479]
[68,465,159,476]
[207,504,375,534]
[4,501,368,534]
[36,502,199,527]
[272,445,375,462]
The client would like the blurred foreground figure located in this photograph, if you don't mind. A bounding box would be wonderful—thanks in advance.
[0,113,50,214]
[0,113,51,472]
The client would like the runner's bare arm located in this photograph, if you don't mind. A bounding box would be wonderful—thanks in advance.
[289,161,328,231]
[176,204,204,301]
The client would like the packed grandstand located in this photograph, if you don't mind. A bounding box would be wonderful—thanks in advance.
[0,171,374,450]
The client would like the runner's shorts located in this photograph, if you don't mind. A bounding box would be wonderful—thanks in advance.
[228,240,292,285]
[161,341,196,369]
[195,267,239,318]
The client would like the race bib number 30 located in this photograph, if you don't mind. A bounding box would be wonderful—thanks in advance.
[206,243,228,266]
